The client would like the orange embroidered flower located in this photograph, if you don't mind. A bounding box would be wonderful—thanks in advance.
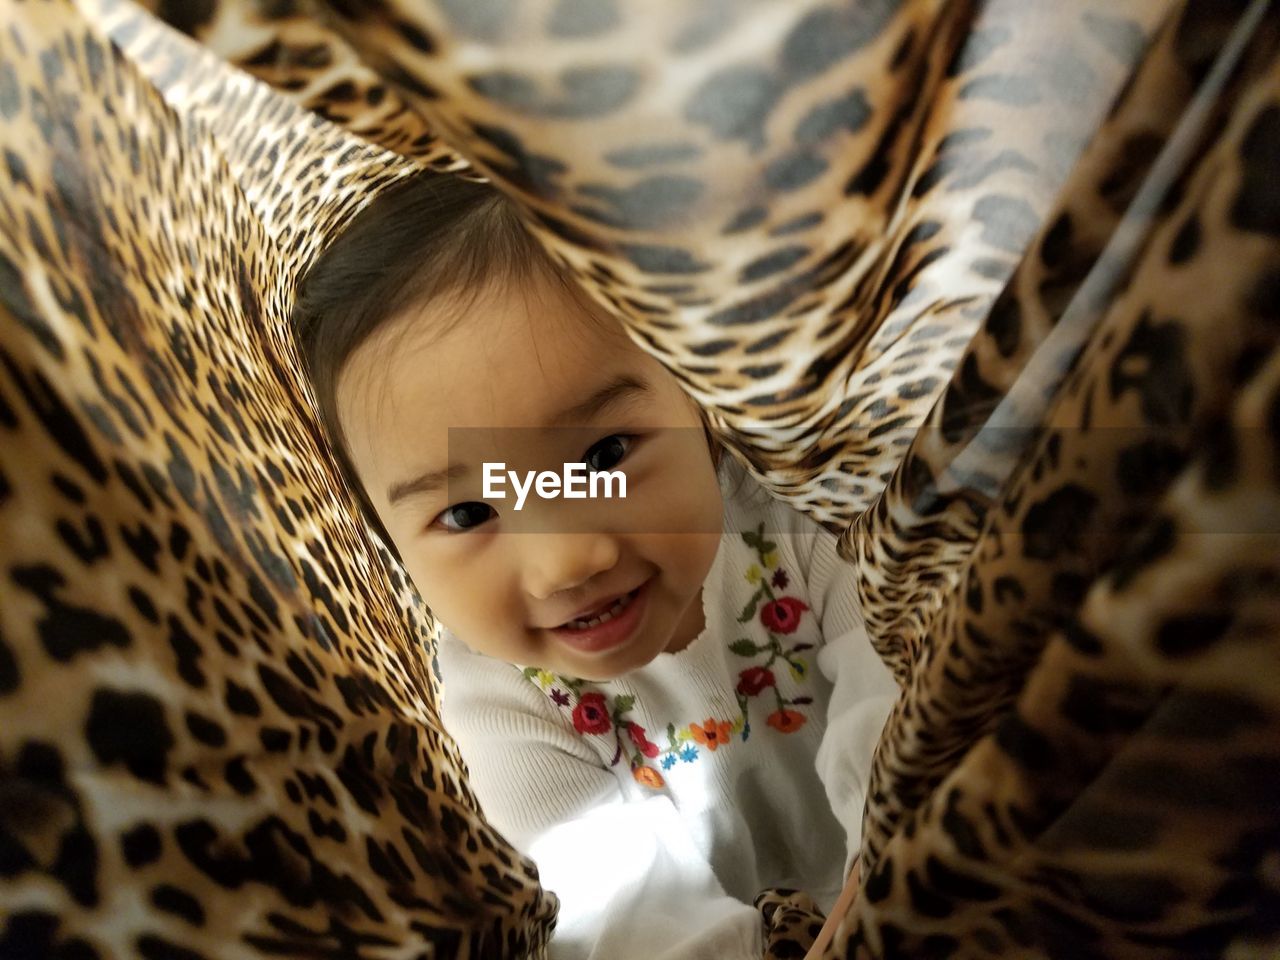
[691,718,733,751]
[766,709,807,734]
[632,765,666,789]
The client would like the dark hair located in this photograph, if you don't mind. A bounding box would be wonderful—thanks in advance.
[293,173,565,457]
[290,171,724,549]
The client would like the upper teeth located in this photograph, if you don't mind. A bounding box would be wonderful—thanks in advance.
[566,591,635,630]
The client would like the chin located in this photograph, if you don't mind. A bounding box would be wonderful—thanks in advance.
[572,652,641,682]
[554,657,619,683]
[570,666,623,683]
[567,642,658,683]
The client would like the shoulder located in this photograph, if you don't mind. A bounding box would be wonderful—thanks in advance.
[437,631,599,763]
[437,631,621,846]
[437,629,551,718]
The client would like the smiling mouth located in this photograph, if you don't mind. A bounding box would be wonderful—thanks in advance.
[558,587,641,631]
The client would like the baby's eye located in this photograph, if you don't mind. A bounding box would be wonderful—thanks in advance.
[584,435,632,472]
[433,502,495,532]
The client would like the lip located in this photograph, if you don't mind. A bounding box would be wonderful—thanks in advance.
[547,579,651,656]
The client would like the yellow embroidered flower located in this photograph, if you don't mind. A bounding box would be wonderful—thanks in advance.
[745,564,762,584]
[762,550,779,569]
[536,670,556,687]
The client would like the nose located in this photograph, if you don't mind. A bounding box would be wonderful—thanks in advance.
[522,531,621,602]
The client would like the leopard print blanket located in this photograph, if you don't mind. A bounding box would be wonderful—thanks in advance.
[2,0,1278,956]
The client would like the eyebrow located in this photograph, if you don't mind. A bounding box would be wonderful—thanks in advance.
[387,462,469,508]
[548,374,650,428]
[385,375,651,507]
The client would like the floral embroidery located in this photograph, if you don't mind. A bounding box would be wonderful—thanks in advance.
[729,521,814,731]
[519,521,815,788]
[572,692,611,735]
[736,666,775,696]
[626,721,661,758]
[691,718,733,751]
[632,766,666,788]
[760,597,808,634]
[767,709,807,734]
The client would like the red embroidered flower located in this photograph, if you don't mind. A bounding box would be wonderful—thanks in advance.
[760,597,809,634]
[632,765,666,789]
[691,718,733,751]
[572,692,611,734]
[626,721,660,758]
[736,667,776,697]
[767,709,807,734]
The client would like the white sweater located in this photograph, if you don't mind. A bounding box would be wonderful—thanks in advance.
[438,466,898,959]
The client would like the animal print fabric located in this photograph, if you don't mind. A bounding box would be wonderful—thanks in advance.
[2,0,1277,957]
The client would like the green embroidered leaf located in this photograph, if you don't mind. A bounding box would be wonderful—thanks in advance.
[737,588,764,623]
[761,540,778,555]
[613,694,636,714]
[729,638,761,656]
[521,667,540,680]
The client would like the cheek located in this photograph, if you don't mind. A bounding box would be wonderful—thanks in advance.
[644,438,724,528]
[405,553,512,639]
[644,530,721,593]
[656,465,723,581]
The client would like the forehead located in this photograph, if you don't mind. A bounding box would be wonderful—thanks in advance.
[335,275,643,464]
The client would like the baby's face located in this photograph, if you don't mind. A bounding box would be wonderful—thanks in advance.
[336,272,724,681]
